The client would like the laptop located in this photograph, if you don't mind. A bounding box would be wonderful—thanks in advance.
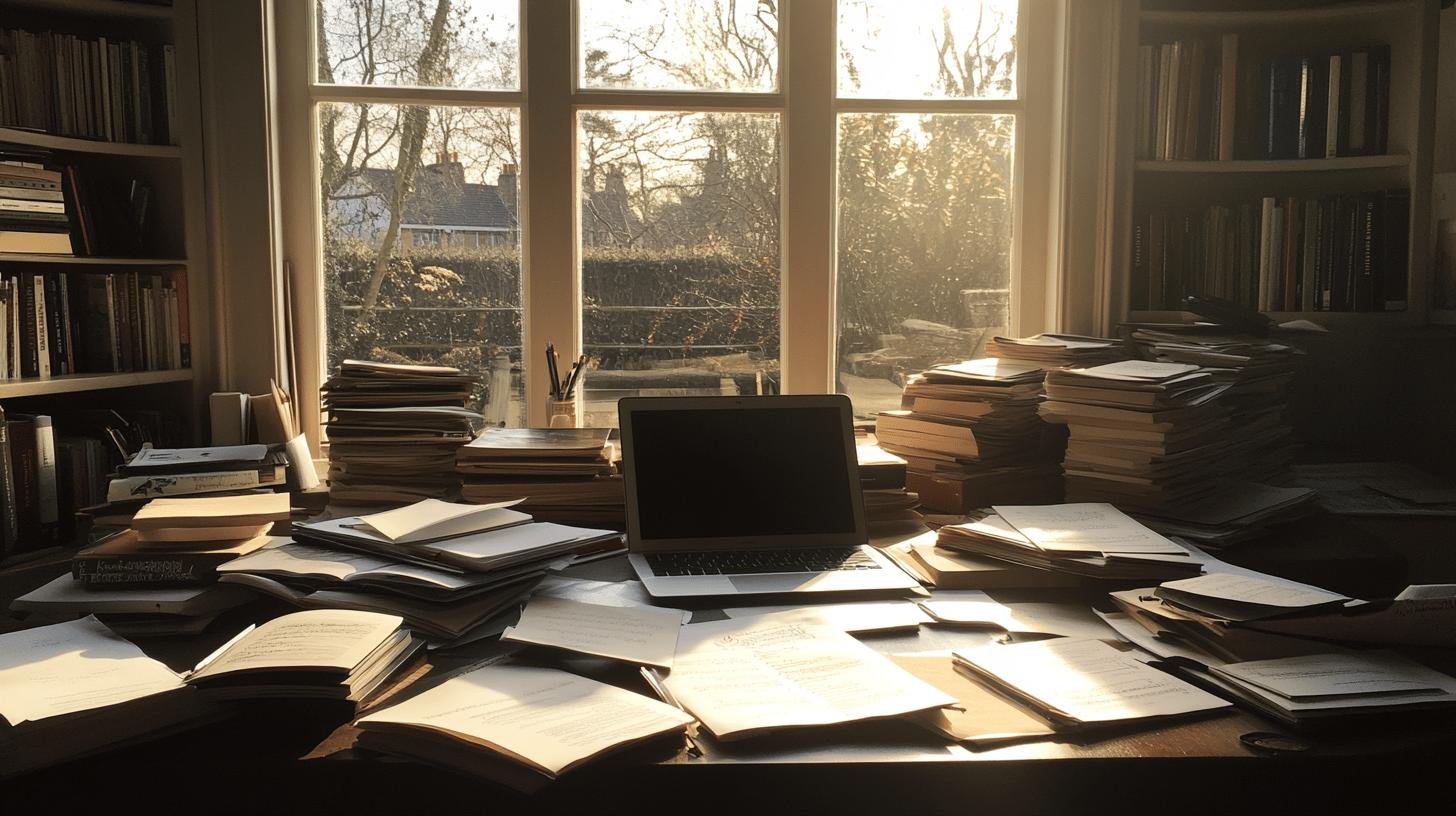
[618,394,922,599]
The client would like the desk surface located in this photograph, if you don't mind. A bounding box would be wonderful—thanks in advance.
[5,519,1456,815]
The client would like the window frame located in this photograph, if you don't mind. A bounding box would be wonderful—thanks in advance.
[274,0,1061,447]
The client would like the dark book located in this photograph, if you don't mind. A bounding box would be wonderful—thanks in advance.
[1265,56,1302,159]
[1369,45,1391,156]
[1149,210,1168,310]
[6,415,40,549]
[1296,56,1327,160]
[72,529,269,588]
[1282,196,1300,311]
[43,274,66,375]
[1353,195,1377,311]
[1131,215,1148,311]
[1381,188,1410,311]
[0,405,17,558]
[18,272,37,377]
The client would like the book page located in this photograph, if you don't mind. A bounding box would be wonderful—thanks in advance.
[660,615,955,740]
[1213,652,1451,700]
[354,498,523,542]
[993,503,1185,555]
[954,638,1229,725]
[217,540,394,581]
[501,597,687,669]
[0,616,185,725]
[356,664,693,777]
[1158,572,1349,609]
[721,600,932,634]
[190,609,402,679]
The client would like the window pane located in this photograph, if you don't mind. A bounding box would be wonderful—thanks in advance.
[316,0,519,90]
[837,113,1014,417]
[320,102,526,425]
[579,0,778,93]
[578,110,781,427]
[838,0,1017,100]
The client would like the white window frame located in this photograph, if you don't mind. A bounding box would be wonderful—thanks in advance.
[273,0,1063,447]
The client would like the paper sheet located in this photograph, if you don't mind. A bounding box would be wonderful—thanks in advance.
[0,616,185,725]
[354,499,524,542]
[660,615,956,741]
[356,663,693,777]
[1213,652,1452,700]
[501,597,687,668]
[993,503,1185,555]
[953,638,1230,724]
[721,600,932,634]
[285,433,321,490]
[190,609,402,678]
[1158,572,1349,609]
[887,654,1056,745]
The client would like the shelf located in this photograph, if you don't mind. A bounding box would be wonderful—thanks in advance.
[0,254,186,266]
[1137,155,1410,174]
[0,368,192,398]
[1142,1,1417,27]
[1,0,173,21]
[0,127,180,159]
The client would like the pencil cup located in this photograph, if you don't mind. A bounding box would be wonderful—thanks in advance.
[547,395,582,428]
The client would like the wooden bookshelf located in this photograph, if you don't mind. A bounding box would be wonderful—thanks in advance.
[0,254,187,266]
[0,368,191,398]
[1112,0,1440,323]
[0,126,183,159]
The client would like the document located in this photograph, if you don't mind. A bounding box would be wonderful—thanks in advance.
[721,600,932,634]
[1212,652,1452,701]
[356,664,694,777]
[1071,360,1199,381]
[953,638,1230,725]
[887,654,1056,745]
[190,609,403,678]
[1156,572,1350,620]
[353,498,525,543]
[993,503,1185,555]
[130,492,290,529]
[0,616,185,725]
[660,615,956,741]
[916,592,1026,631]
[501,597,687,669]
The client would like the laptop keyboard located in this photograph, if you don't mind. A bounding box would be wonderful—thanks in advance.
[645,547,880,577]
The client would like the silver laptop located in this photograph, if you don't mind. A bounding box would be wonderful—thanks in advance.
[618,394,921,599]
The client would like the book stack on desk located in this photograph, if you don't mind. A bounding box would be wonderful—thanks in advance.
[457,428,625,529]
[218,499,622,645]
[855,437,922,531]
[322,360,484,505]
[105,444,289,504]
[986,333,1129,367]
[875,358,1065,514]
[1123,327,1300,479]
[71,493,290,588]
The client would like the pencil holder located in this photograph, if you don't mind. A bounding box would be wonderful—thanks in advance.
[547,395,582,428]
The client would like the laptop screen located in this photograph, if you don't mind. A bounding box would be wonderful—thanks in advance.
[621,398,864,548]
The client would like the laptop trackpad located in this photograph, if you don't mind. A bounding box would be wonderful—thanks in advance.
[728,574,819,593]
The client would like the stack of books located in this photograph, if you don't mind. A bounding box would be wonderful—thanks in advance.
[219,498,622,645]
[986,334,1128,368]
[71,493,289,588]
[105,444,288,504]
[1039,360,1242,513]
[457,428,624,529]
[855,437,920,532]
[322,360,483,505]
[874,359,1064,514]
[0,150,70,254]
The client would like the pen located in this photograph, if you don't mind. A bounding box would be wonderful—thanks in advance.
[564,354,587,399]
[640,666,704,758]
[546,342,561,401]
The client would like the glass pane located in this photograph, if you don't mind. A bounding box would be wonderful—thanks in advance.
[320,102,526,426]
[836,113,1014,418]
[579,0,778,93]
[316,0,519,90]
[578,110,781,427]
[838,0,1017,100]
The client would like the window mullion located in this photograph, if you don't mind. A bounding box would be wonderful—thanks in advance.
[781,0,837,395]
[522,0,579,427]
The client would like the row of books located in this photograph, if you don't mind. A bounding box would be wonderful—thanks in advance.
[0,269,190,379]
[1137,35,1390,161]
[0,28,178,146]
[1131,188,1410,312]
[1,148,157,257]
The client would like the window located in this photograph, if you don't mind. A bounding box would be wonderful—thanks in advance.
[275,1,1056,439]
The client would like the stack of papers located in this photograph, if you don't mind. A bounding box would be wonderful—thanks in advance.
[457,429,624,528]
[875,358,1064,514]
[11,573,255,637]
[1153,573,1354,622]
[354,664,695,788]
[935,504,1203,581]
[188,610,421,708]
[1128,481,1317,546]
[0,617,217,778]
[986,333,1129,368]
[321,359,478,407]
[951,637,1230,729]
[1125,327,1300,482]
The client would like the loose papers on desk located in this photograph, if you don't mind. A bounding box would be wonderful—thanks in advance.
[887,654,1057,747]
[502,597,687,668]
[993,502,1186,555]
[292,515,618,574]
[1154,572,1353,621]
[720,600,933,634]
[934,512,1201,582]
[659,614,955,741]
[355,663,694,780]
[350,498,527,544]
[952,637,1230,728]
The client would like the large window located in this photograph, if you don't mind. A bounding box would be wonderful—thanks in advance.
[277,1,1052,436]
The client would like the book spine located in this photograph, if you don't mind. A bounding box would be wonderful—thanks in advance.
[1370,45,1390,155]
[1382,188,1410,310]
[1301,200,1320,312]
[1347,50,1368,156]
[44,274,65,374]
[7,417,39,546]
[127,273,141,370]
[0,406,16,557]
[33,415,57,528]
[1217,34,1237,162]
[1257,197,1275,311]
[58,270,76,375]
[163,45,178,147]
[1324,54,1342,159]
[1282,196,1300,311]
[73,556,217,587]
[32,273,50,377]
[104,273,120,370]
[105,469,268,503]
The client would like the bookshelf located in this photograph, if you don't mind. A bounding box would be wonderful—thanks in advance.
[1112,0,1440,322]
[0,0,212,559]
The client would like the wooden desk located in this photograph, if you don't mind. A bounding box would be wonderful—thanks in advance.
[5,528,1456,815]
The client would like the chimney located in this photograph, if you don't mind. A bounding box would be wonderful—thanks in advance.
[498,163,518,220]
